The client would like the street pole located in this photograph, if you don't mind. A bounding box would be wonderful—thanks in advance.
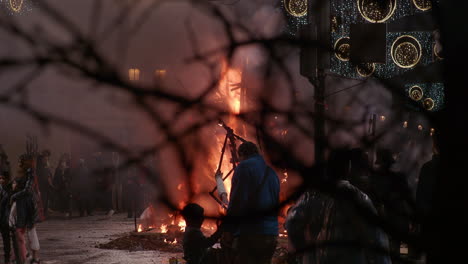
[310,70,326,165]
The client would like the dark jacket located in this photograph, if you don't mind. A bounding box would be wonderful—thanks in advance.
[0,183,12,229]
[416,154,439,217]
[11,169,38,228]
[183,226,221,264]
[226,154,280,236]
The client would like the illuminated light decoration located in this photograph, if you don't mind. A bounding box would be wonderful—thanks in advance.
[405,83,444,111]
[280,0,307,35]
[356,63,375,77]
[129,68,140,81]
[423,98,435,111]
[334,37,351,62]
[9,0,23,12]
[357,0,397,23]
[430,128,435,136]
[391,35,422,68]
[284,0,307,17]
[409,86,424,101]
[380,115,386,121]
[413,0,432,11]
[418,125,423,131]
[403,121,408,128]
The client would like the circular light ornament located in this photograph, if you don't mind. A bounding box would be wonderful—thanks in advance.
[391,35,422,68]
[413,0,432,11]
[284,0,307,18]
[357,0,397,23]
[334,37,351,61]
[356,63,376,77]
[409,86,424,101]
[10,0,24,13]
[423,98,435,111]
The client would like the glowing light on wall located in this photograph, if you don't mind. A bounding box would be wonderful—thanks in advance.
[129,68,140,81]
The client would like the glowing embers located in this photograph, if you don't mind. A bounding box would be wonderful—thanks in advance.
[413,0,432,11]
[409,86,424,101]
[283,0,307,17]
[357,0,397,23]
[356,63,375,77]
[9,0,23,12]
[334,37,351,62]
[423,98,435,111]
[391,35,422,68]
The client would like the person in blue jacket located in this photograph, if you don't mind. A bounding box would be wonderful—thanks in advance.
[224,141,280,264]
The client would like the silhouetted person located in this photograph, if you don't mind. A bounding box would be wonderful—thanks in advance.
[223,141,279,264]
[372,148,413,263]
[36,150,53,218]
[53,155,72,218]
[0,174,12,264]
[349,148,372,196]
[313,148,391,264]
[416,138,440,262]
[181,203,222,264]
[72,159,93,217]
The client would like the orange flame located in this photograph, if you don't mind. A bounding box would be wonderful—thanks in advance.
[178,219,186,232]
[219,60,242,115]
[160,224,168,233]
[137,224,143,233]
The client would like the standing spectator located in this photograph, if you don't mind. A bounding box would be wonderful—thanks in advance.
[53,154,73,218]
[223,141,280,264]
[372,148,414,263]
[36,150,53,218]
[91,152,114,217]
[0,174,12,264]
[72,158,93,217]
[124,167,143,218]
[111,152,123,213]
[0,145,10,180]
[9,154,41,264]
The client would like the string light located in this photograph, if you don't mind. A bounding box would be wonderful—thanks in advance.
[403,121,408,128]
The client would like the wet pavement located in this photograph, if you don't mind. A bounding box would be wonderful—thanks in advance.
[3,212,181,264]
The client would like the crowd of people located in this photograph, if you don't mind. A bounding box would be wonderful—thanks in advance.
[285,141,439,264]
[35,150,151,219]
[0,145,155,264]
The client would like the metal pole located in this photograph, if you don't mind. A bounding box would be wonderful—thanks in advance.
[311,69,327,166]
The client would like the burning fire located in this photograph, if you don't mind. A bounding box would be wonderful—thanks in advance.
[178,219,186,232]
[164,238,178,245]
[219,60,242,115]
[137,224,143,233]
[160,224,168,233]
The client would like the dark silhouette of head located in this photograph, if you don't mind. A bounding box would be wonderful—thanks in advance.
[181,203,204,228]
[375,148,395,169]
[238,141,259,161]
[350,148,370,173]
[327,148,351,182]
